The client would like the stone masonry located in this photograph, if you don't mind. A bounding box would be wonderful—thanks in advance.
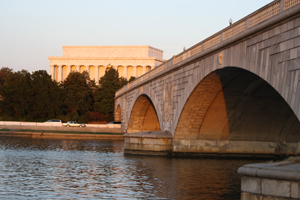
[238,161,300,199]
[115,1,300,156]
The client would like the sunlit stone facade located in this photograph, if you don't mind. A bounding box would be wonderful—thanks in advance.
[48,46,164,82]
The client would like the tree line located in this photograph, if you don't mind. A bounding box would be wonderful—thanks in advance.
[0,67,133,123]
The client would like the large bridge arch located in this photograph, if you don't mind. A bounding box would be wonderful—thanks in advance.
[127,94,161,134]
[174,67,300,154]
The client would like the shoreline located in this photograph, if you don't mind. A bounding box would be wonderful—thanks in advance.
[0,124,122,134]
[0,131,124,141]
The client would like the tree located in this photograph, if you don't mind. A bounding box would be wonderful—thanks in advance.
[0,67,130,122]
[29,70,63,120]
[62,71,93,122]
[94,68,125,120]
[0,69,64,121]
[128,76,136,83]
[119,77,128,88]
[0,67,13,86]
[0,70,33,119]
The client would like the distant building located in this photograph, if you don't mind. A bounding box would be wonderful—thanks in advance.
[48,46,164,82]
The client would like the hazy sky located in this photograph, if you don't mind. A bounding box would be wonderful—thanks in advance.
[0,0,272,73]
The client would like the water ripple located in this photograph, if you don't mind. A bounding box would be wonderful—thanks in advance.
[0,137,270,199]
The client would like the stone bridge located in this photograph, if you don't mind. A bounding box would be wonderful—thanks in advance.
[114,0,300,157]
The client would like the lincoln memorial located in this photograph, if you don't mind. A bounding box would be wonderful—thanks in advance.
[48,46,164,82]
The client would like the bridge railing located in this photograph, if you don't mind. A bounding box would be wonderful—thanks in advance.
[115,0,300,97]
[284,0,300,10]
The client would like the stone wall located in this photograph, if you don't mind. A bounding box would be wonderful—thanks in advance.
[124,131,172,156]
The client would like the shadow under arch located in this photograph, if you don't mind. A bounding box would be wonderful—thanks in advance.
[127,94,161,134]
[115,104,121,122]
[175,67,300,146]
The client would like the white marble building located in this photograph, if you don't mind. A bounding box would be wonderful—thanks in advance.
[48,46,164,82]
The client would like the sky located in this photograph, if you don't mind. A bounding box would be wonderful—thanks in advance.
[0,0,272,74]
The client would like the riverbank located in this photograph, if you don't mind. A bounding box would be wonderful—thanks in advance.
[0,124,121,133]
[0,129,124,140]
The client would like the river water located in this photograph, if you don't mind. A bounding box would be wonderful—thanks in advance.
[0,136,271,199]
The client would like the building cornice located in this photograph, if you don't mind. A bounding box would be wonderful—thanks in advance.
[61,45,163,53]
[48,56,165,62]
[63,45,154,49]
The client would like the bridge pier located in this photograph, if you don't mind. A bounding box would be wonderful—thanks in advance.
[124,135,300,158]
[124,131,172,156]
[238,161,300,199]
[172,139,300,158]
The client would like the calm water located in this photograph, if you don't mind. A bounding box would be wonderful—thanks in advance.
[0,137,270,199]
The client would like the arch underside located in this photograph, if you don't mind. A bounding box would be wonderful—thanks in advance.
[127,95,160,133]
[175,67,300,144]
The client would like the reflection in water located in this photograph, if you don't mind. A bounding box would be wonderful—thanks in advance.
[0,137,270,199]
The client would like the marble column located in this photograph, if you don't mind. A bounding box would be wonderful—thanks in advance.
[67,65,71,76]
[55,66,58,81]
[86,65,90,74]
[142,66,146,74]
[58,65,63,82]
[123,66,127,79]
[133,66,137,77]
[50,65,55,81]
[76,65,80,72]
[95,65,99,83]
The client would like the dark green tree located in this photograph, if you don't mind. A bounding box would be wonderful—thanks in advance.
[0,69,64,121]
[119,77,128,88]
[29,70,63,120]
[0,67,13,86]
[94,68,126,119]
[0,70,33,119]
[0,66,131,122]
[128,76,136,82]
[62,71,93,122]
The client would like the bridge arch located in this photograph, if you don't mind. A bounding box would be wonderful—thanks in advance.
[127,94,161,133]
[174,67,300,144]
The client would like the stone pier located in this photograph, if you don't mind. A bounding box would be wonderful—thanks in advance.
[124,131,172,156]
[238,161,300,199]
